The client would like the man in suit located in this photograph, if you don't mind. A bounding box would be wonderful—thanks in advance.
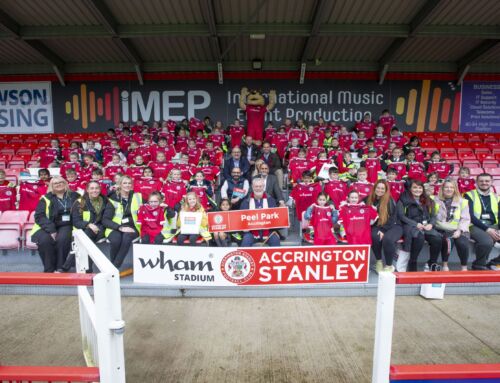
[223,146,251,181]
[240,136,261,167]
[258,141,284,189]
[253,163,285,207]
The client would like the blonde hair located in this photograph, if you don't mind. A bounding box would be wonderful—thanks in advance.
[47,176,69,194]
[116,175,134,193]
[181,191,202,211]
[438,180,461,203]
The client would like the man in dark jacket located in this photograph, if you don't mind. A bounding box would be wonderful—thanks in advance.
[223,146,251,181]
[258,141,283,189]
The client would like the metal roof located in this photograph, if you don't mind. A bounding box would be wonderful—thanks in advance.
[0,0,497,83]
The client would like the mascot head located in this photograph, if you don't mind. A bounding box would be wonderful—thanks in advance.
[246,89,265,106]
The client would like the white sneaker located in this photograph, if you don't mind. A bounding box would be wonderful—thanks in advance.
[383,265,395,272]
[423,263,430,272]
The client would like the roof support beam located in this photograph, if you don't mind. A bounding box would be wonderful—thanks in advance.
[220,0,268,60]
[378,0,445,84]
[456,39,500,85]
[0,23,498,40]
[200,0,223,82]
[83,0,143,84]
[299,0,329,83]
[0,8,66,85]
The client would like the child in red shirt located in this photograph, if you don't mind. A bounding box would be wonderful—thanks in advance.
[348,168,374,201]
[161,169,187,209]
[137,191,170,244]
[323,167,348,209]
[386,168,405,202]
[457,167,476,195]
[338,190,378,245]
[304,192,338,245]
[288,170,322,221]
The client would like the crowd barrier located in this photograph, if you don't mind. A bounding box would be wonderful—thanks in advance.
[372,271,500,383]
[0,229,125,383]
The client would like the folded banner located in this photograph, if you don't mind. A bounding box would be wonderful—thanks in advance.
[207,206,290,233]
[133,244,370,286]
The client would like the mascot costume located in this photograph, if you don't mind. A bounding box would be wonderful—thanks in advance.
[239,87,277,143]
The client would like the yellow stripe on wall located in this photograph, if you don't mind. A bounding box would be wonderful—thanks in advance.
[416,80,431,132]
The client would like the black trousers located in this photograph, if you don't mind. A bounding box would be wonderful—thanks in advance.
[407,232,442,272]
[371,225,403,267]
[34,225,73,273]
[435,234,469,266]
[63,228,104,272]
[107,229,139,268]
[142,233,164,244]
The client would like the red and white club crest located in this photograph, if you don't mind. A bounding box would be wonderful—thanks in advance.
[220,250,255,285]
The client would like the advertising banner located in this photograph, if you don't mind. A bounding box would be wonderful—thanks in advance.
[133,244,370,286]
[207,207,290,233]
[0,82,53,133]
[52,79,460,133]
[460,81,500,133]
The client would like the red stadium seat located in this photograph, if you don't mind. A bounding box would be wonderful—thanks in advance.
[469,167,485,177]
[16,148,32,156]
[494,180,500,191]
[0,149,14,157]
[463,160,481,168]
[482,160,499,168]
[26,160,39,168]
[0,210,30,251]
[441,152,458,160]
[8,160,26,170]
[484,168,500,177]
[23,211,37,250]
[458,152,476,161]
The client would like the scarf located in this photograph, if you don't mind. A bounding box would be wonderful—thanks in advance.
[249,192,270,238]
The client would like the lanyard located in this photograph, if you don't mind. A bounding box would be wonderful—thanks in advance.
[56,195,69,212]
[478,192,491,213]
[120,194,132,213]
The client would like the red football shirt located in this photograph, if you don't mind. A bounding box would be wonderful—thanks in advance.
[245,105,267,142]
[338,203,378,244]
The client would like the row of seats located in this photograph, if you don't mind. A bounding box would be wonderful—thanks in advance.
[0,210,36,251]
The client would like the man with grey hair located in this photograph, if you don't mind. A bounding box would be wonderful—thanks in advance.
[240,177,281,247]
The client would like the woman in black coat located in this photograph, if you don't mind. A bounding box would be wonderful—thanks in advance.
[65,180,109,272]
[397,180,442,272]
[366,180,403,272]
[31,176,80,273]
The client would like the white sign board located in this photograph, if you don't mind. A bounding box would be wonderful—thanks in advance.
[0,82,53,133]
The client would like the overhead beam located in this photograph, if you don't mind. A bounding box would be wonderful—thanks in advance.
[220,0,268,60]
[378,0,445,83]
[0,60,485,75]
[83,0,143,84]
[456,39,500,84]
[0,24,499,40]
[0,8,66,85]
[300,0,329,83]
[200,0,223,81]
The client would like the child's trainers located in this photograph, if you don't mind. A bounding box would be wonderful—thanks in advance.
[375,260,384,273]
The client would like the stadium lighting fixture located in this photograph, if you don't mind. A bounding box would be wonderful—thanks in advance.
[217,62,223,84]
[252,59,262,70]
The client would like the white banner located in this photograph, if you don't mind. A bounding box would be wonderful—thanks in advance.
[133,244,370,287]
[0,82,53,133]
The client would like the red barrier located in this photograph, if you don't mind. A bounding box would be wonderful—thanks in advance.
[0,366,100,381]
[0,272,95,286]
[390,363,500,380]
[394,271,500,285]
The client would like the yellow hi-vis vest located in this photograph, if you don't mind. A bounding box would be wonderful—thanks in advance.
[104,193,142,237]
[30,196,51,237]
[72,210,90,232]
[465,189,498,226]
[434,198,468,228]
[161,212,177,242]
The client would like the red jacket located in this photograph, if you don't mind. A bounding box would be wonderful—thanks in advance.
[338,203,378,244]
[137,204,165,242]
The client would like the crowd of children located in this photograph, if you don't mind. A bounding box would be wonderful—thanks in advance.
[4,112,498,272]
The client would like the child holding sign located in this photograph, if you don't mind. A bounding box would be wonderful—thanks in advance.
[177,192,211,246]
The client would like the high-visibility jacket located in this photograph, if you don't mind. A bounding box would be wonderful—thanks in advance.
[30,196,51,237]
[465,189,498,226]
[104,193,142,237]
[433,196,469,232]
